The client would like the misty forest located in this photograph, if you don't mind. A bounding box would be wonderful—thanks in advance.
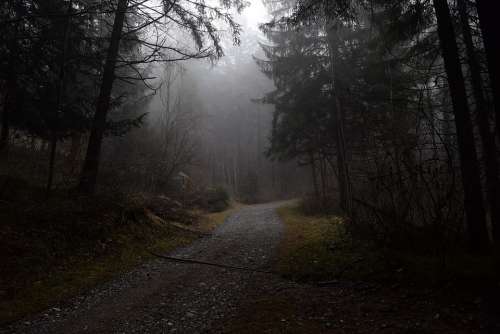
[1,0,499,333]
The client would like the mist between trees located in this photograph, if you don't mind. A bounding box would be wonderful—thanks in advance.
[0,0,309,207]
[1,0,500,257]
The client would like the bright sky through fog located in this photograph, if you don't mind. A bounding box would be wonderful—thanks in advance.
[241,0,269,30]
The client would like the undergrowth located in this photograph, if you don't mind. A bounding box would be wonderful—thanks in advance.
[276,204,497,289]
[0,183,235,324]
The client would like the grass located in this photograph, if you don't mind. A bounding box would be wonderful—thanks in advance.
[0,216,197,325]
[195,200,244,233]
[0,196,241,325]
[276,204,384,283]
[225,203,497,333]
[276,204,497,288]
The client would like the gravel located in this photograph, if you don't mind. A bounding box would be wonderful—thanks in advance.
[2,202,286,334]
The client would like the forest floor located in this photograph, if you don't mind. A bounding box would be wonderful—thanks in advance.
[2,202,498,333]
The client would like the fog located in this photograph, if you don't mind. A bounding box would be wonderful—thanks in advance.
[108,0,310,201]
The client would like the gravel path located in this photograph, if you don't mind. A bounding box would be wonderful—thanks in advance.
[4,202,286,334]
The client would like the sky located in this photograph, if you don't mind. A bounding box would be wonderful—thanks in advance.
[240,0,270,31]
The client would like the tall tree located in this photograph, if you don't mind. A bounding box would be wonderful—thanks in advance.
[457,0,500,247]
[432,0,489,252]
[78,0,129,193]
[326,25,351,214]
[475,0,500,140]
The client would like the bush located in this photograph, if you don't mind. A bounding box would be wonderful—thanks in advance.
[204,186,229,212]
[299,193,340,216]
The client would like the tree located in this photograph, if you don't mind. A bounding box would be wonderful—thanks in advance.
[78,0,245,194]
[457,0,500,247]
[475,0,500,141]
[431,0,489,251]
[78,0,129,193]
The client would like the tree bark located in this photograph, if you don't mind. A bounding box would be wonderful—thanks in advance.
[46,0,73,195]
[68,132,82,173]
[46,136,57,194]
[0,86,10,154]
[433,0,490,252]
[78,0,128,194]
[326,27,352,215]
[310,153,320,200]
[0,26,20,156]
[458,0,500,246]
[0,68,17,155]
[475,0,500,140]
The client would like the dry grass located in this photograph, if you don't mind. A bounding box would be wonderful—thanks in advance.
[276,204,497,286]
[275,204,383,283]
[195,200,245,233]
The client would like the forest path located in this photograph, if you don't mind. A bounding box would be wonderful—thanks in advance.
[6,202,290,334]
[5,201,484,333]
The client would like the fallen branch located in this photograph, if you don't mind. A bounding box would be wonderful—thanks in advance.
[148,251,277,275]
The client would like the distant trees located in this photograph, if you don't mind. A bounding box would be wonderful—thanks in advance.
[257,0,336,209]
[260,0,500,252]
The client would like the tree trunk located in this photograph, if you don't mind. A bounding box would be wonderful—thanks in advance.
[475,0,500,140]
[0,89,10,154]
[458,0,500,246]
[46,135,57,194]
[326,27,352,215]
[310,153,320,200]
[46,0,73,196]
[68,132,82,173]
[78,0,128,194]
[433,0,490,252]
[0,72,16,155]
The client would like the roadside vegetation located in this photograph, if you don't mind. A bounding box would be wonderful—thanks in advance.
[0,185,235,324]
[277,203,496,289]
[276,204,379,283]
[223,202,494,333]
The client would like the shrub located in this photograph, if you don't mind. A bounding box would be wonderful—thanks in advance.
[205,186,229,212]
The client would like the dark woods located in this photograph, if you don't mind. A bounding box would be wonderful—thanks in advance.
[0,0,499,328]
[0,0,246,195]
[1,0,499,273]
[258,0,499,255]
